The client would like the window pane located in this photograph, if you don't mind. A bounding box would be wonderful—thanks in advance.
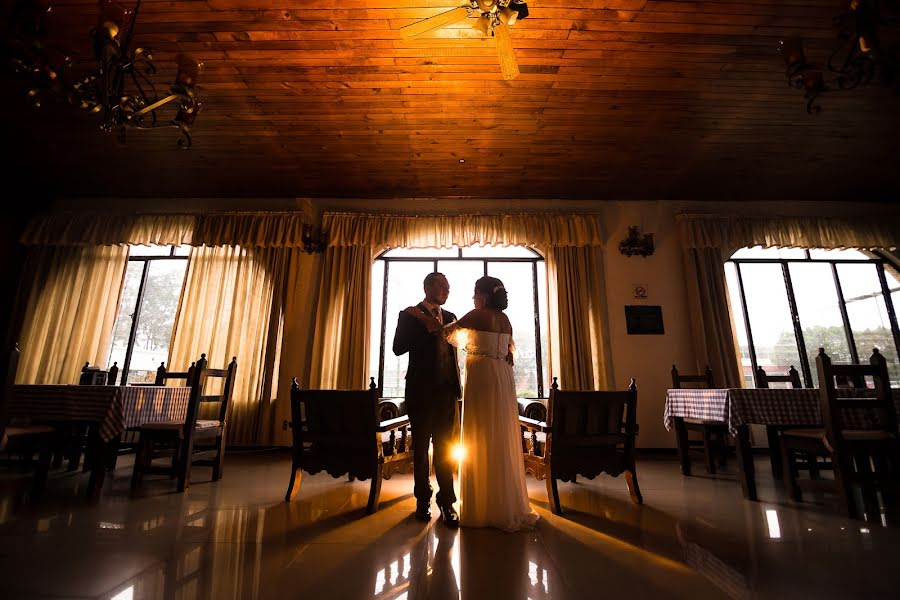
[126,260,188,384]
[369,260,385,389]
[381,262,434,398]
[173,245,192,256]
[129,245,175,257]
[487,262,539,398]
[731,246,806,260]
[381,247,459,258]
[536,262,549,397]
[438,260,484,393]
[725,263,754,387]
[808,248,869,260]
[837,263,900,385]
[739,264,803,381]
[461,244,539,258]
[107,263,144,384]
[789,263,852,386]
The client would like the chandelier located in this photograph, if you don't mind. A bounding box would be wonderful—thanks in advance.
[4,0,202,147]
[778,0,899,114]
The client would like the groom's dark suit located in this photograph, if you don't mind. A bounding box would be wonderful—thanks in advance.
[392,303,461,509]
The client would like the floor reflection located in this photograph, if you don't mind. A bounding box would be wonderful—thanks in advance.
[1,452,900,599]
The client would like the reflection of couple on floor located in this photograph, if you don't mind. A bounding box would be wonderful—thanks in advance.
[392,271,538,531]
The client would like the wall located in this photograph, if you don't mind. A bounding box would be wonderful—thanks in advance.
[45,198,900,448]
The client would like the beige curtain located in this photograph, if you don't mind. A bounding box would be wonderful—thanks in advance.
[21,213,194,246]
[323,212,605,249]
[677,213,899,388]
[544,245,613,390]
[16,245,128,384]
[168,245,290,445]
[682,247,743,388]
[308,245,373,389]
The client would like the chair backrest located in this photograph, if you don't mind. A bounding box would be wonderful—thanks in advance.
[149,360,197,387]
[671,365,715,389]
[547,377,638,443]
[0,344,20,436]
[289,377,380,470]
[756,365,802,389]
[107,362,119,385]
[183,354,238,432]
[816,348,897,444]
[79,362,109,385]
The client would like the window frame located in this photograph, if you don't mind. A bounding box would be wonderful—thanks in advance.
[374,246,547,398]
[115,245,189,384]
[727,248,900,387]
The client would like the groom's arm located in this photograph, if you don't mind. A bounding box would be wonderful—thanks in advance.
[392,311,420,356]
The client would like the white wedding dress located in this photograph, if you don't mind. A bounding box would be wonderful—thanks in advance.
[445,326,539,531]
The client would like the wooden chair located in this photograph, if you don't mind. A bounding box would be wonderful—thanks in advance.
[131,354,237,493]
[0,344,57,498]
[520,377,642,515]
[781,348,900,519]
[284,377,414,514]
[671,365,729,475]
[756,365,807,479]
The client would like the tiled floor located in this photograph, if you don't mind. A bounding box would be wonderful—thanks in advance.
[0,451,898,599]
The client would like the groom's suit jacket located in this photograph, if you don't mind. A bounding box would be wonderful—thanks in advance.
[392,303,462,412]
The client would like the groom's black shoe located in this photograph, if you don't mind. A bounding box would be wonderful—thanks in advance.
[415,501,432,521]
[439,505,460,528]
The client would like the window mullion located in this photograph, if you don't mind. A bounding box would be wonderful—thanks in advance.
[832,263,860,366]
[733,262,759,387]
[120,260,152,385]
[377,260,390,394]
[531,260,543,398]
[782,261,813,387]
[875,262,900,365]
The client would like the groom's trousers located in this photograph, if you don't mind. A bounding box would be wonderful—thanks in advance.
[408,386,460,508]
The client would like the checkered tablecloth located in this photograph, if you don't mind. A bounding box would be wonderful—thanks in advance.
[664,388,900,435]
[10,385,191,442]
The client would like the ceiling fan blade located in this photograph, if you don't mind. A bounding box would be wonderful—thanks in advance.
[493,22,520,80]
[399,6,470,39]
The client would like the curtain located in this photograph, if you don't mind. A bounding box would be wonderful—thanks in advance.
[16,245,128,384]
[168,245,290,445]
[20,213,194,246]
[544,245,613,390]
[308,245,374,389]
[323,212,605,249]
[682,247,743,388]
[677,213,899,388]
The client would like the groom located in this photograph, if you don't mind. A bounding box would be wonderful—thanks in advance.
[392,272,461,527]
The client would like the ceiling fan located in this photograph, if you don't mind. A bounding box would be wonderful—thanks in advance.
[399,1,530,80]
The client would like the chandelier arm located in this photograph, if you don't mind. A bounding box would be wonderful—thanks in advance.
[131,93,181,117]
[119,0,144,58]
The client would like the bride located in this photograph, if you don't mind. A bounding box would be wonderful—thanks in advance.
[406,275,539,531]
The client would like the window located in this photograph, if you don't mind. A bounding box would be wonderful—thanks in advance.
[726,246,900,387]
[371,245,549,399]
[107,245,190,384]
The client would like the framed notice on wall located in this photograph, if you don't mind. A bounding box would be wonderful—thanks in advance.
[625,305,664,335]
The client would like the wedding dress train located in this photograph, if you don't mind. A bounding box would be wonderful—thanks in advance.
[446,326,539,531]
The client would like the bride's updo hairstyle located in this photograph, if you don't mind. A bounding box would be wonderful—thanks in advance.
[475,276,508,311]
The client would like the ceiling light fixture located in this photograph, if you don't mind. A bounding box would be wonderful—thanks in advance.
[778,0,899,114]
[4,0,203,147]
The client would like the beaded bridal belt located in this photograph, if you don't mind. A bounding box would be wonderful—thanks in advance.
[466,350,506,360]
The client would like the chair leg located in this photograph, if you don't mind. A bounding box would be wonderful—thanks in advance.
[212,432,225,481]
[674,418,691,476]
[366,469,383,515]
[131,437,150,493]
[782,446,802,502]
[834,454,858,520]
[285,460,303,502]
[766,426,783,480]
[546,467,562,515]
[717,431,728,468]
[808,455,821,479]
[625,468,643,505]
[177,438,195,493]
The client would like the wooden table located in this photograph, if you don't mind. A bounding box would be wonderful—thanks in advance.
[10,385,191,501]
[664,387,900,501]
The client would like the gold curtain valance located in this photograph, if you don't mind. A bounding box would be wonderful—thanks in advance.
[322,212,606,248]
[677,214,900,251]
[20,213,195,246]
[192,213,307,248]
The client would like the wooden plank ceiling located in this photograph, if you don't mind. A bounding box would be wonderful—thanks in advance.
[3,0,898,200]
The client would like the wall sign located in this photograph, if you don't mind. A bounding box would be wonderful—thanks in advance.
[632,283,648,300]
[625,305,664,335]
